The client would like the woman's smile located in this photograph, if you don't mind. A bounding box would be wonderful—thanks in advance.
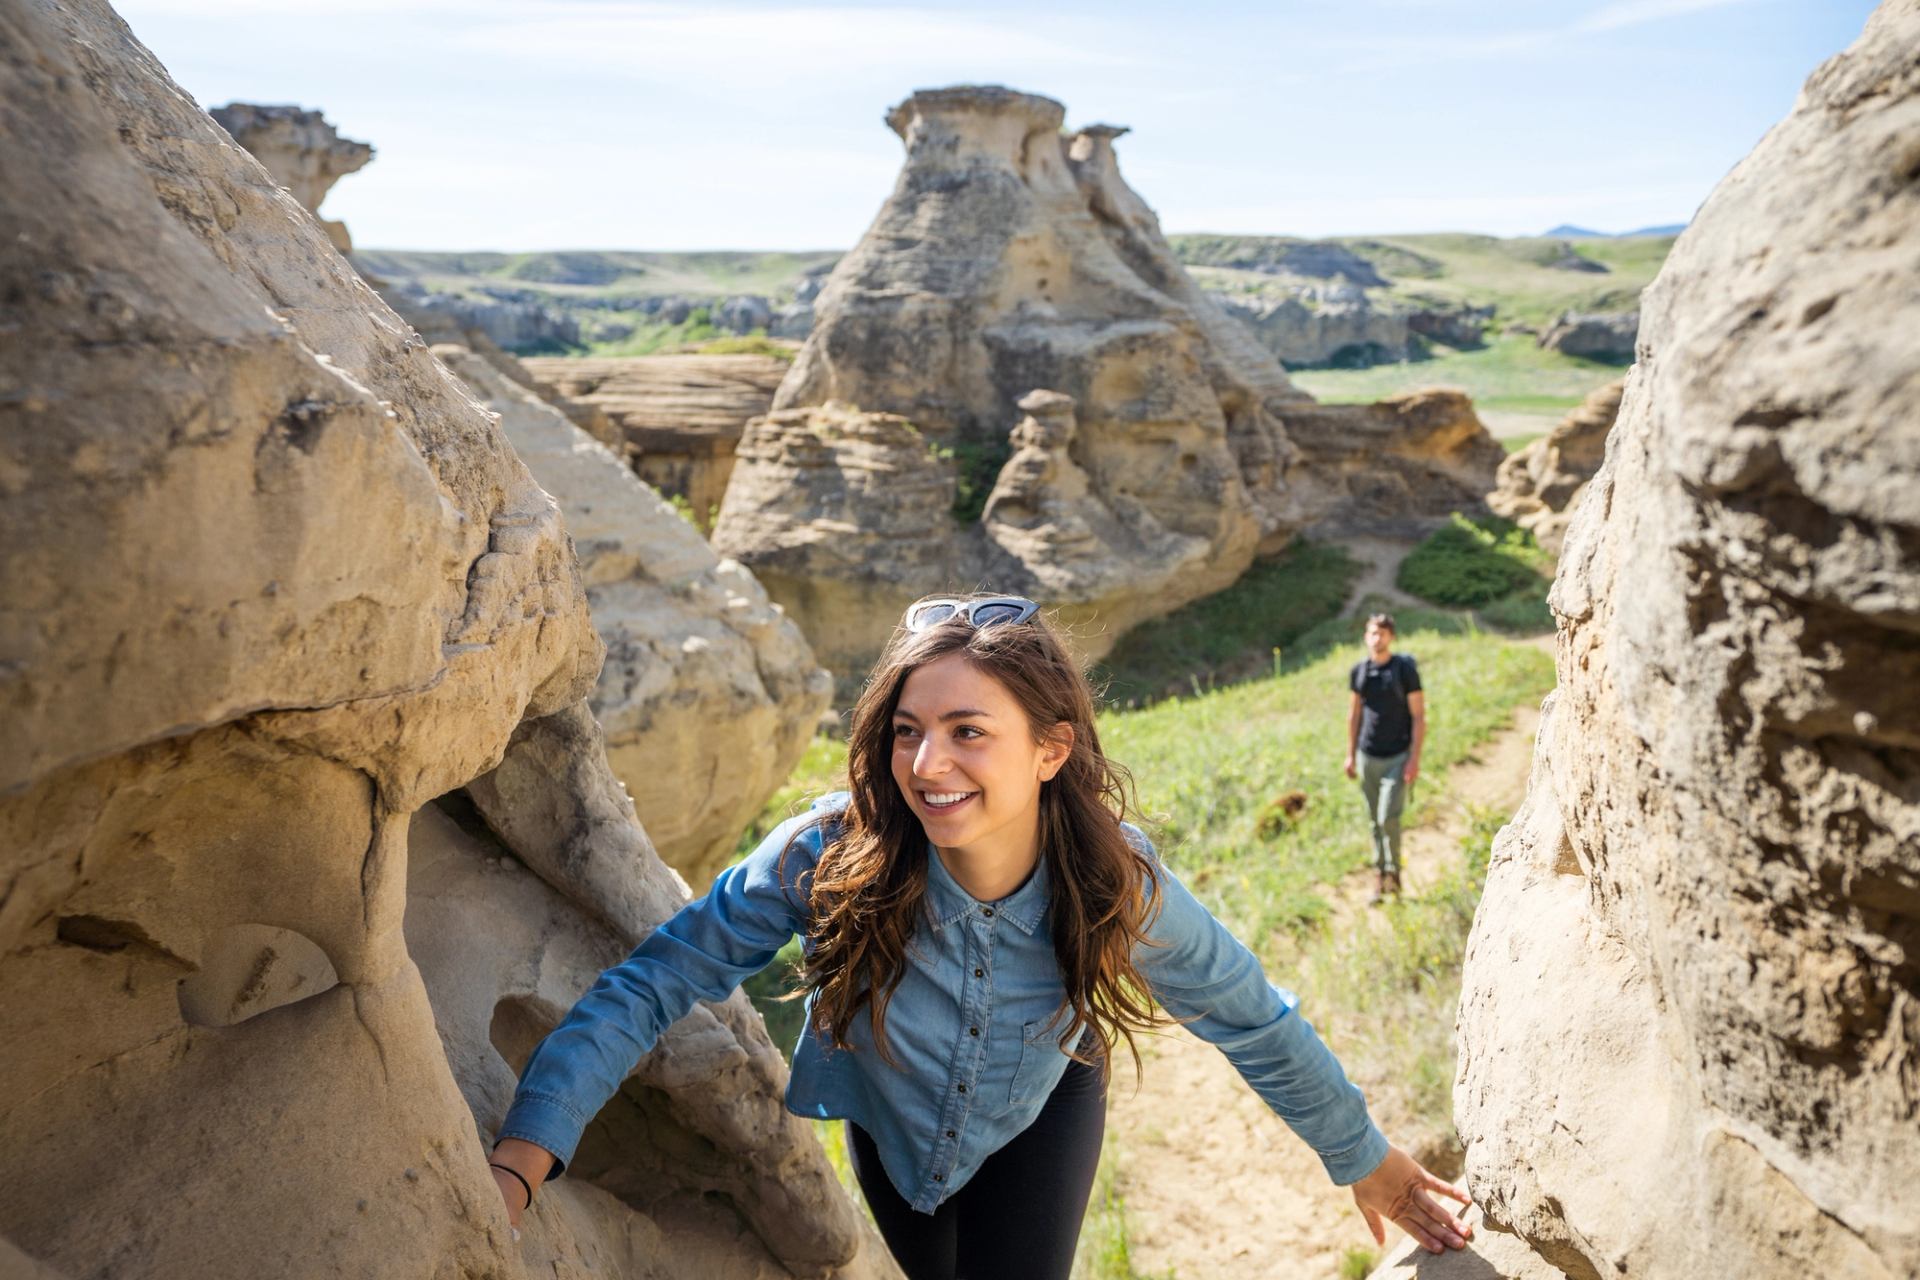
[918,788,978,813]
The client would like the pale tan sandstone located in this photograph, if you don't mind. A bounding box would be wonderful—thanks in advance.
[524,354,791,527]
[0,3,888,1276]
[1487,379,1624,554]
[716,87,1500,677]
[1456,5,1919,1277]
[207,101,370,254]
[436,345,830,888]
[1275,388,1509,538]
[716,402,963,683]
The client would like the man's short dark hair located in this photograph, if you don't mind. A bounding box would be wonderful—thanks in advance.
[1365,612,1396,635]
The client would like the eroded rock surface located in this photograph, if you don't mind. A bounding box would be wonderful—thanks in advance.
[1456,5,1920,1277]
[0,4,887,1277]
[717,86,1500,676]
[1487,379,1624,555]
[436,346,830,888]
[208,101,371,253]
[524,353,791,522]
[1535,308,1638,362]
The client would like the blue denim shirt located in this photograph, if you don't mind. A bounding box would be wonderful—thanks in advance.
[500,793,1388,1213]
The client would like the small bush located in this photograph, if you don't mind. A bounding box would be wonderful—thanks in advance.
[1339,1246,1380,1280]
[685,331,797,361]
[1398,514,1549,607]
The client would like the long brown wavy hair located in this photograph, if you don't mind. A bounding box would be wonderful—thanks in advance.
[788,600,1169,1077]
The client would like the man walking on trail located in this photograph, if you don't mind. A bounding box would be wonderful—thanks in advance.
[1344,613,1425,904]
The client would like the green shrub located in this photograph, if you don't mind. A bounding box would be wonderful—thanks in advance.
[687,332,797,361]
[1095,541,1362,707]
[1398,514,1549,607]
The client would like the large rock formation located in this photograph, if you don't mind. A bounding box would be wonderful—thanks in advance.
[716,87,1502,678]
[0,4,889,1277]
[1487,379,1624,555]
[525,353,791,522]
[1535,308,1638,362]
[435,345,831,888]
[1456,5,1919,1278]
[207,102,370,253]
[1214,286,1413,368]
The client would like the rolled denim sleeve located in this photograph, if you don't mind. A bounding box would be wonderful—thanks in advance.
[1128,826,1389,1185]
[497,802,835,1173]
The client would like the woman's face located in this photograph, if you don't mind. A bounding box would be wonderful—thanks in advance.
[889,652,1070,868]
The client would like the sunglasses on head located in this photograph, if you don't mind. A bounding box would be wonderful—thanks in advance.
[903,596,1041,632]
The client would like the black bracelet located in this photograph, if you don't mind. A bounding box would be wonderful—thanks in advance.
[489,1162,534,1212]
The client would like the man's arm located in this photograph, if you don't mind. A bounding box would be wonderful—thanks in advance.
[1405,690,1426,785]
[1344,691,1363,778]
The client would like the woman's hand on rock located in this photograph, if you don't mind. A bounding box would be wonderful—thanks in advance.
[489,1137,556,1235]
[1348,1145,1473,1254]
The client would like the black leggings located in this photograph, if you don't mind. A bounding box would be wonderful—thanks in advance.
[846,1057,1107,1280]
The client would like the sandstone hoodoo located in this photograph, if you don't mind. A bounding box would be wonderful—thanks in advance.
[435,345,831,888]
[0,4,889,1277]
[523,353,791,523]
[715,85,1503,678]
[208,101,371,254]
[1487,378,1624,555]
[1455,3,1919,1277]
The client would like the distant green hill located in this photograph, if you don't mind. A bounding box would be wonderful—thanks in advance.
[354,248,842,300]
[1166,231,1672,329]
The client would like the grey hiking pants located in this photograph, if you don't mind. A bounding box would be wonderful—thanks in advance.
[1357,749,1410,876]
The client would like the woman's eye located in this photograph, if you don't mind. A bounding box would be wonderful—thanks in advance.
[953,725,982,740]
[892,724,918,740]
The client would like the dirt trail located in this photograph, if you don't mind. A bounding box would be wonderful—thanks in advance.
[1341,536,1424,615]
[1103,641,1551,1279]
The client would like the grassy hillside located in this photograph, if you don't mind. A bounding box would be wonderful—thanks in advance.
[1170,230,1671,328]
[354,248,841,299]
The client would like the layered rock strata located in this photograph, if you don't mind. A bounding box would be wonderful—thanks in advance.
[525,353,791,522]
[208,101,370,253]
[1456,4,1920,1277]
[436,345,831,888]
[1487,379,1624,554]
[1271,389,1507,539]
[718,86,1500,677]
[0,4,888,1277]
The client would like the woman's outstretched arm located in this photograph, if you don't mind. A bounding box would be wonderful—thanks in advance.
[1127,825,1471,1252]
[489,801,839,1216]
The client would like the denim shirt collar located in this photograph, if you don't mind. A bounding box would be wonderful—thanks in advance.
[922,840,1050,936]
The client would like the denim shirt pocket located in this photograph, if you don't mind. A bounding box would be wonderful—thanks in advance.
[1009,1020,1047,1106]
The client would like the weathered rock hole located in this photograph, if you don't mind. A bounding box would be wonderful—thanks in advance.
[177,923,340,1027]
[489,995,551,1075]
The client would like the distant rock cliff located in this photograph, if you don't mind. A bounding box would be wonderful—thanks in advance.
[716,86,1503,680]
[1456,3,1920,1276]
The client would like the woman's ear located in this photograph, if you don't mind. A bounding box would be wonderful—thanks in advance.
[1038,722,1075,781]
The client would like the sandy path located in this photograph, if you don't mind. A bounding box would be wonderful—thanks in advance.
[1104,650,1550,1279]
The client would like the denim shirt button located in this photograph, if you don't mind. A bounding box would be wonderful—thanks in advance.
[982,907,994,917]
[974,967,984,978]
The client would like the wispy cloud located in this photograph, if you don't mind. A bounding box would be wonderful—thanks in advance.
[1576,0,1764,33]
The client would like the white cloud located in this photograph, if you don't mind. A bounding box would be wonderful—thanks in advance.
[1576,0,1762,33]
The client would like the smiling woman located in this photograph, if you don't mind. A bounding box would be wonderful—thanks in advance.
[486,594,1475,1279]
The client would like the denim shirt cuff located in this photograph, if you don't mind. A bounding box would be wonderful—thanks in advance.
[496,1091,589,1178]
[1320,1119,1391,1186]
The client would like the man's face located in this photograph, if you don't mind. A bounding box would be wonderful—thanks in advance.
[1364,622,1393,659]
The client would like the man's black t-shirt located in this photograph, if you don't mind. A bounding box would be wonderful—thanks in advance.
[1350,653,1422,757]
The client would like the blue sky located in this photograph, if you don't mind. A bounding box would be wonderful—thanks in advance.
[113,0,1880,251]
